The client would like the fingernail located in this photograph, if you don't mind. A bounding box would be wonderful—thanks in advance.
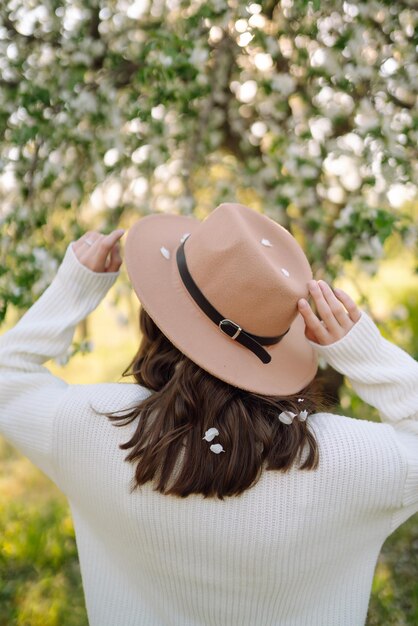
[308,280,317,290]
[298,298,307,307]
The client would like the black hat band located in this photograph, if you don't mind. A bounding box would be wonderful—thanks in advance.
[175,238,290,364]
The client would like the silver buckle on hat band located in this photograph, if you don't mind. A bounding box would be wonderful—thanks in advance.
[219,319,242,340]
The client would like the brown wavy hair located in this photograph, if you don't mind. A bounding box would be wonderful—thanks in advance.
[94,306,331,500]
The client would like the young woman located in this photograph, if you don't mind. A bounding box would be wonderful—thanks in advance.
[0,202,417,626]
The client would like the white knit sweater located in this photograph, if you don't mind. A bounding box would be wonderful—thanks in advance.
[1,242,417,626]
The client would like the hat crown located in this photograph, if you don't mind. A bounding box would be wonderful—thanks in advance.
[183,203,312,337]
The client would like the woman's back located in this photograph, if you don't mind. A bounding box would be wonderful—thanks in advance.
[51,374,413,626]
[1,205,417,625]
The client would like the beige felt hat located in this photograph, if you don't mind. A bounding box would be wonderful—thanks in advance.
[124,202,318,396]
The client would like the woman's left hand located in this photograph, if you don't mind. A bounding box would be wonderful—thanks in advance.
[298,280,361,345]
[72,229,125,274]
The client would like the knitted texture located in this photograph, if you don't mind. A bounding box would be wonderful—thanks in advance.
[1,241,417,626]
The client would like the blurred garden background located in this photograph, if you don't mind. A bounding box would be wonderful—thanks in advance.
[0,0,417,624]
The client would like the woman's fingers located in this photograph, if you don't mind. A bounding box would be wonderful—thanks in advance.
[72,229,125,273]
[94,230,125,269]
[298,280,361,346]
[73,231,102,251]
[298,298,330,344]
[332,286,362,323]
[317,280,353,329]
[307,280,341,334]
[105,241,123,272]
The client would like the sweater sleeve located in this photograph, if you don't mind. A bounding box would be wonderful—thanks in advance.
[0,242,120,485]
[307,311,418,529]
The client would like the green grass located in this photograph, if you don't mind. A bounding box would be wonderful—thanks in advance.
[0,489,88,626]
[367,517,418,626]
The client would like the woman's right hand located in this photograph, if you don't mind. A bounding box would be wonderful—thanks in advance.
[297,280,362,346]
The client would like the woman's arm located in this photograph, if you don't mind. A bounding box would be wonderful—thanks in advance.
[0,232,123,484]
[299,281,418,528]
[299,280,418,425]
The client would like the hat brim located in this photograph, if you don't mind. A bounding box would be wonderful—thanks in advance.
[124,213,318,396]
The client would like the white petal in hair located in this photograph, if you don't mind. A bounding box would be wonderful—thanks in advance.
[203,427,219,442]
[180,232,191,243]
[297,398,304,403]
[278,410,298,425]
[281,268,290,277]
[298,410,309,421]
[210,443,225,454]
[160,246,170,260]
[261,238,273,247]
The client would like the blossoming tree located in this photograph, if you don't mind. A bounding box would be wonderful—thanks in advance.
[0,0,417,331]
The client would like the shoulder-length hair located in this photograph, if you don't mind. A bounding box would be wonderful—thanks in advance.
[94,306,331,500]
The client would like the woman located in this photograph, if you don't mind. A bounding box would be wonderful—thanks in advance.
[0,202,417,626]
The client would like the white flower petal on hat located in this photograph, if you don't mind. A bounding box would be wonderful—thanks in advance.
[297,398,305,403]
[298,410,309,421]
[203,427,219,442]
[180,232,191,243]
[281,268,290,277]
[278,410,297,425]
[261,238,273,247]
[160,246,170,260]
[210,443,225,454]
